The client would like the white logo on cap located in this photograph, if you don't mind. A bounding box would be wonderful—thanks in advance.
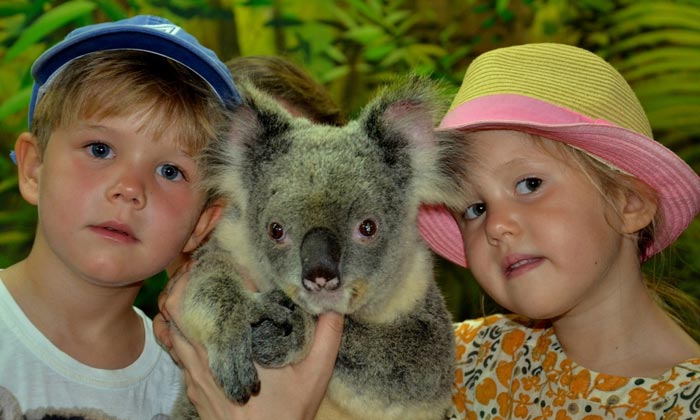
[146,24,181,36]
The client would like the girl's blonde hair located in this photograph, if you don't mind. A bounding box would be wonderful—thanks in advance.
[532,135,700,342]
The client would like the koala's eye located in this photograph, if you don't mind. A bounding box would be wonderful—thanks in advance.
[358,219,377,237]
[269,222,285,241]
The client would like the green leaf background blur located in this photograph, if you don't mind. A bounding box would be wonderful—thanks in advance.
[1,0,698,320]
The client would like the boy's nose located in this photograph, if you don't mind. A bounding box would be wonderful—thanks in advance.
[107,173,146,209]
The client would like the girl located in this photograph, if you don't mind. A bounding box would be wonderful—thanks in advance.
[418,43,700,418]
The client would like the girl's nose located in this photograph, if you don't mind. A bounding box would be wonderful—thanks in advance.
[484,205,519,245]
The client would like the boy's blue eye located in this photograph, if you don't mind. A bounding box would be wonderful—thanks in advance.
[157,163,184,181]
[515,177,542,194]
[88,143,113,159]
[465,203,486,220]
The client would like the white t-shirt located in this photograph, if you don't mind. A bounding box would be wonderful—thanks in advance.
[0,275,182,420]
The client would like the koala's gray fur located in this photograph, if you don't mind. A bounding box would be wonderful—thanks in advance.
[172,76,466,420]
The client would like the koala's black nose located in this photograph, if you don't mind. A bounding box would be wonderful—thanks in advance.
[300,227,341,292]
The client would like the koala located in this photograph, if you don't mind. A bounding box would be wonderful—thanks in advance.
[171,76,465,420]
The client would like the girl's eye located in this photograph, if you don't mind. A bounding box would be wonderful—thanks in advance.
[88,143,113,159]
[465,202,486,220]
[515,177,542,194]
[157,164,184,181]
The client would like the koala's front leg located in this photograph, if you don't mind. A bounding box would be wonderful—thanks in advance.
[178,245,291,404]
[251,289,316,368]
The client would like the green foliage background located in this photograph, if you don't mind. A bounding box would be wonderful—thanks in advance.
[1,0,699,320]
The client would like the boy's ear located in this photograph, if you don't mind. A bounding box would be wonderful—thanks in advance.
[619,187,657,235]
[14,132,42,205]
[182,199,225,253]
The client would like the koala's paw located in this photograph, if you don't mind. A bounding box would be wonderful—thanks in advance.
[251,289,314,367]
[207,327,261,404]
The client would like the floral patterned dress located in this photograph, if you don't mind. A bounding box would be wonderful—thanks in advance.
[449,314,700,420]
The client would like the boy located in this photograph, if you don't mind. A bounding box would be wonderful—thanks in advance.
[0,15,239,419]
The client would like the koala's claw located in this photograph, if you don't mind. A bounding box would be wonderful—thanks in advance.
[251,289,313,367]
[206,324,261,403]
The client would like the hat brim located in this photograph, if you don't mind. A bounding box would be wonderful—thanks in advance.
[29,18,240,124]
[418,94,700,267]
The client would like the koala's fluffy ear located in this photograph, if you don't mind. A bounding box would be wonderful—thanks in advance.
[359,75,444,153]
[358,75,466,205]
[228,81,295,152]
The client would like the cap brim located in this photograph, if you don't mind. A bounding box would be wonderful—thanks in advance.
[32,25,237,105]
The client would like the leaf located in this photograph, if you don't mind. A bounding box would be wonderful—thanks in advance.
[0,2,33,17]
[343,25,384,44]
[363,42,395,62]
[4,0,97,62]
[0,86,31,121]
[378,48,406,68]
[323,45,347,64]
[0,175,18,194]
[319,64,350,83]
[240,0,275,6]
[615,49,700,81]
[345,0,380,21]
[384,10,411,26]
[605,30,700,56]
[328,4,357,30]
[92,0,128,21]
[609,2,700,27]
[0,230,31,245]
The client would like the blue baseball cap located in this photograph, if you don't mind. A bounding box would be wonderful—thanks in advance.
[27,14,241,127]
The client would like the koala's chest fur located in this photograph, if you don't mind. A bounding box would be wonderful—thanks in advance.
[177,77,459,420]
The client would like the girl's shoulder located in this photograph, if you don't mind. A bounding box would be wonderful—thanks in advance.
[454,313,549,349]
[450,315,700,419]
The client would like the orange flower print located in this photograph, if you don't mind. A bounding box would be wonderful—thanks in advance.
[454,366,464,386]
[650,380,673,398]
[496,361,515,388]
[456,343,467,360]
[533,333,552,362]
[553,388,568,407]
[497,391,512,417]
[554,409,572,420]
[568,370,591,398]
[634,412,658,420]
[522,375,540,391]
[513,392,532,418]
[475,377,497,405]
[455,323,479,345]
[593,374,628,392]
[501,329,526,356]
[478,341,492,365]
[628,387,652,406]
[482,314,503,326]
[542,351,558,372]
[452,386,467,413]
[533,405,553,420]
[664,406,682,419]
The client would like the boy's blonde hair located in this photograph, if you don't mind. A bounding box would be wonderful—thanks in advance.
[31,50,231,162]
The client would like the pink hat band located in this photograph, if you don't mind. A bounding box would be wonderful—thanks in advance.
[418,81,700,268]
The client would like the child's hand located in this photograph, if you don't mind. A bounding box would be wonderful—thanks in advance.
[153,267,345,420]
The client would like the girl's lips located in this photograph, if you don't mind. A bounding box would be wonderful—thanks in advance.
[503,256,544,279]
[90,223,138,244]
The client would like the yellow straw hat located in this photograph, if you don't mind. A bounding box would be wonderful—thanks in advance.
[418,43,700,267]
